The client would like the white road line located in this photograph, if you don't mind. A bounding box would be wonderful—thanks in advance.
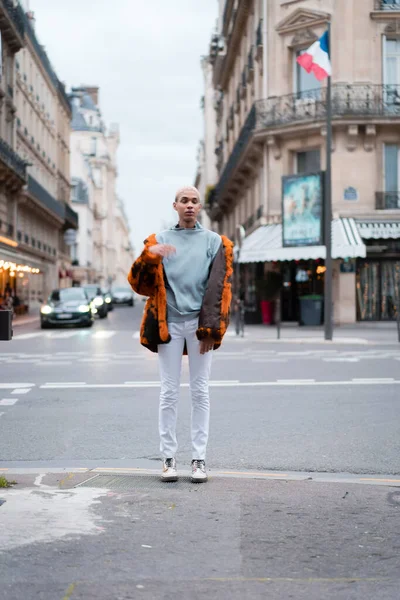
[352,378,395,383]
[92,331,117,339]
[0,398,19,405]
[47,331,81,339]
[0,383,35,389]
[81,358,110,362]
[11,388,31,395]
[0,412,5,418]
[323,357,360,363]
[40,379,400,390]
[36,361,72,366]
[45,382,86,385]
[132,331,140,339]
[277,379,316,384]
[12,332,44,340]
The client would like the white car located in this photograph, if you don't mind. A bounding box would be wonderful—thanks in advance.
[112,286,135,306]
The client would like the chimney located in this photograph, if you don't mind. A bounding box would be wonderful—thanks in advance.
[83,86,99,106]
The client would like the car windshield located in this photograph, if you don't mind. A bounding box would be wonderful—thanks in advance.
[50,288,86,302]
[84,286,101,296]
[114,287,131,293]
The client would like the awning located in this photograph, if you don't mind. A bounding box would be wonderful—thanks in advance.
[238,218,366,263]
[356,221,400,240]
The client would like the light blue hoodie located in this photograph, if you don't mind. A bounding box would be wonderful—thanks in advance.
[156,223,222,322]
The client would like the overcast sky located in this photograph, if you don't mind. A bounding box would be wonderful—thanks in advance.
[31,0,218,251]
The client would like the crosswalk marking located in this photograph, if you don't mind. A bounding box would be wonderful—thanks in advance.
[11,388,31,395]
[0,398,19,405]
[91,330,117,339]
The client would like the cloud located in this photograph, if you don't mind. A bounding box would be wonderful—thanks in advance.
[32,0,217,250]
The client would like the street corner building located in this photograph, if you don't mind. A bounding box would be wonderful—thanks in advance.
[127,234,234,353]
[0,2,78,314]
[195,0,400,326]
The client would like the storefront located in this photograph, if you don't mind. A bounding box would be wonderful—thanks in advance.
[0,248,45,314]
[237,218,366,325]
[356,235,400,322]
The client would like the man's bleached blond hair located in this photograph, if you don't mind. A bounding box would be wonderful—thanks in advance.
[175,186,201,203]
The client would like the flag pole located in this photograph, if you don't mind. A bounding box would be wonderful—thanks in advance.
[324,20,333,341]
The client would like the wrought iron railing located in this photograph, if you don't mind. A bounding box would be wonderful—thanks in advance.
[376,192,400,210]
[212,84,400,214]
[0,219,14,238]
[255,84,400,130]
[2,0,25,39]
[28,175,64,219]
[375,0,400,9]
[214,105,256,202]
[64,202,79,229]
[23,12,58,87]
[0,138,26,180]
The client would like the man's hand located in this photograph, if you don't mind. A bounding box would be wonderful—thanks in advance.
[200,337,214,354]
[149,244,176,258]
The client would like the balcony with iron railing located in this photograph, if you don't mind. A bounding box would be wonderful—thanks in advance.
[376,192,400,210]
[374,0,400,9]
[209,84,400,219]
[0,0,25,50]
[0,137,26,181]
[27,175,65,220]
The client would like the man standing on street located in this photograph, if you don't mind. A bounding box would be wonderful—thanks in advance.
[128,186,233,483]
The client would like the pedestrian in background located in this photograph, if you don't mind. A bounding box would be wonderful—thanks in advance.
[128,186,233,483]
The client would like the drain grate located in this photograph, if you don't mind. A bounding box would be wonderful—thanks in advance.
[75,474,209,491]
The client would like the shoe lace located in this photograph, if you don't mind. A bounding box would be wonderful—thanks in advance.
[192,460,205,470]
[165,458,174,469]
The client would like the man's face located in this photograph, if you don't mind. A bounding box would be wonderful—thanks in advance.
[173,190,202,225]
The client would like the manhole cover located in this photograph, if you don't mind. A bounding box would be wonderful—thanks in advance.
[75,474,209,491]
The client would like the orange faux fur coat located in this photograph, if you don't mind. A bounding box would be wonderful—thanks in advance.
[127,233,233,353]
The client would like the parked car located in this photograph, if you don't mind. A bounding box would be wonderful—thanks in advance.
[112,286,135,306]
[101,287,113,312]
[83,285,108,319]
[40,287,94,329]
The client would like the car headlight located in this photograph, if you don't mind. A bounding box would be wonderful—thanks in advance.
[105,297,111,303]
[41,305,53,315]
[78,304,90,313]
[93,296,104,306]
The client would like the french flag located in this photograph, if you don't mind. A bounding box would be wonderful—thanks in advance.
[296,31,332,81]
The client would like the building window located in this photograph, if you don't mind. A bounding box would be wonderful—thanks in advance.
[384,144,398,192]
[0,31,2,82]
[296,149,321,173]
[90,137,97,156]
[294,49,321,98]
[384,38,400,107]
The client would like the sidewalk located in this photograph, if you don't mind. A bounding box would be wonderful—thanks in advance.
[231,322,400,345]
[0,469,398,600]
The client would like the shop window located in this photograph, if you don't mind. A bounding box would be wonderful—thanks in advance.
[357,260,400,321]
[294,49,321,99]
[296,149,321,173]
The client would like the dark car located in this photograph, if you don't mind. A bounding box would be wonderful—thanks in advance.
[101,287,113,312]
[112,286,135,306]
[83,285,108,319]
[40,287,94,329]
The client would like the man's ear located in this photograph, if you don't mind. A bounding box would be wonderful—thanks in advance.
[173,202,177,212]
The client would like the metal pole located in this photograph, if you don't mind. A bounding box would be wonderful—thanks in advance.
[324,21,333,341]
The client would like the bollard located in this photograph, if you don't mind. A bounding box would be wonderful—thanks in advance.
[0,310,13,341]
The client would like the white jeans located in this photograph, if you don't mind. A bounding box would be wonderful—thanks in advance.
[158,318,213,461]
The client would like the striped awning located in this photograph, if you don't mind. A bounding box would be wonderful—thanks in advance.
[356,221,400,240]
[238,218,366,263]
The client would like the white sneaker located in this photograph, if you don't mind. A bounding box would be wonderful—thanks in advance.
[161,458,178,482]
[191,459,208,483]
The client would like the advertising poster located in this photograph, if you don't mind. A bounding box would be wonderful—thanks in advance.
[282,172,323,247]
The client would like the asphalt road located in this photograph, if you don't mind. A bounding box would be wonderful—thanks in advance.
[1,303,399,474]
[1,303,400,600]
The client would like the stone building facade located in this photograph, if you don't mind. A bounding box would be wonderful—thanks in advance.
[70,86,133,288]
[200,0,400,324]
[0,1,77,314]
